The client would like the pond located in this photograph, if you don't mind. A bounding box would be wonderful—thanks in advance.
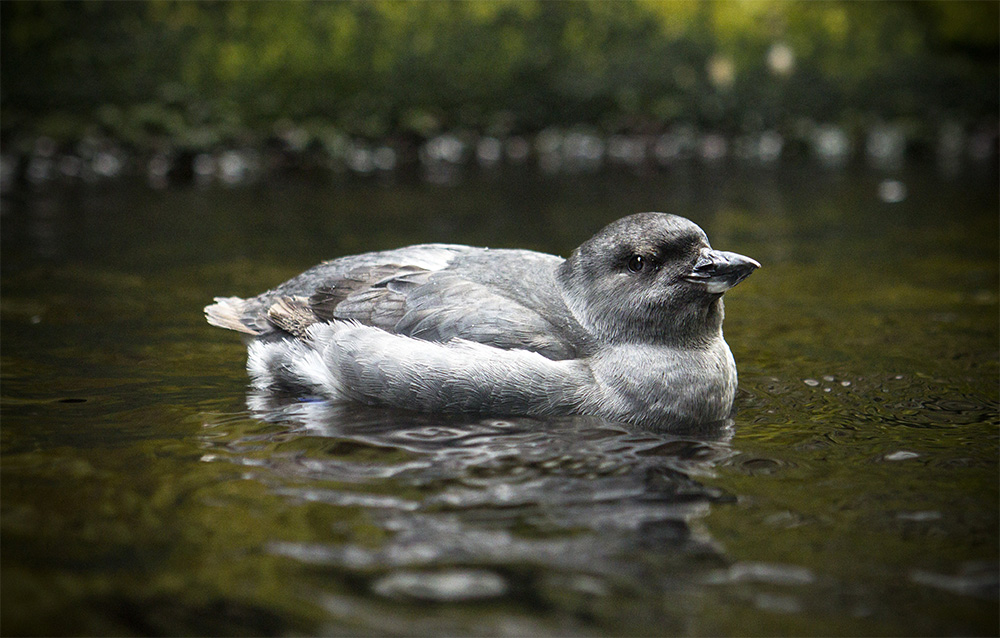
[1,163,997,636]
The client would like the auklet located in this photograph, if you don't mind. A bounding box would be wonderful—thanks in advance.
[205,213,759,428]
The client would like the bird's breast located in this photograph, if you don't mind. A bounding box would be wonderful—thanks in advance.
[587,339,737,426]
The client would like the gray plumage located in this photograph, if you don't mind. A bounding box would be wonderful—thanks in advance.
[205,212,759,429]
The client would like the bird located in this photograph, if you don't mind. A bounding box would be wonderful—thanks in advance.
[204,213,759,429]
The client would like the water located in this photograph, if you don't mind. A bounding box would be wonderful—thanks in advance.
[2,165,997,636]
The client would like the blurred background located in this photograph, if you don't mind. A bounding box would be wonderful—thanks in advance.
[2,3,998,636]
[1,0,997,185]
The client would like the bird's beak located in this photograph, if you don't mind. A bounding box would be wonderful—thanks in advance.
[685,248,760,294]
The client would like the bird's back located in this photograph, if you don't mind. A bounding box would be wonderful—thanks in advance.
[205,244,592,360]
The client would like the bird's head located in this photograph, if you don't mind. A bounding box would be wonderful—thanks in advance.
[557,212,759,346]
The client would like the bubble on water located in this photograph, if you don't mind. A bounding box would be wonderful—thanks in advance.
[884,451,919,461]
[803,379,820,387]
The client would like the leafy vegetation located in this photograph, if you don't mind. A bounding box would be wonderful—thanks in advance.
[2,0,996,150]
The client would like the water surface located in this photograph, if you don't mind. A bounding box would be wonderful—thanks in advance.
[2,165,997,635]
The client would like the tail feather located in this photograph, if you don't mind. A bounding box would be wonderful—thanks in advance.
[205,296,259,335]
[247,336,347,399]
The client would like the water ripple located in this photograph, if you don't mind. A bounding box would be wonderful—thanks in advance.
[202,391,741,593]
[372,569,508,602]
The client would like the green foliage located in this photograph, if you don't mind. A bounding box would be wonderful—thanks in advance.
[1,0,996,147]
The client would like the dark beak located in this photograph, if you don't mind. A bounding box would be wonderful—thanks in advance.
[685,248,760,294]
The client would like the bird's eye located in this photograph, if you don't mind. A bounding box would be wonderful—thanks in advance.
[627,254,645,273]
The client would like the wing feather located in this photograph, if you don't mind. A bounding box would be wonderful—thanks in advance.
[209,247,580,360]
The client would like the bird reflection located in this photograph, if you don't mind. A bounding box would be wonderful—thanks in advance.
[230,392,731,566]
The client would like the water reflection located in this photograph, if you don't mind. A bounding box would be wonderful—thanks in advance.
[1,164,995,635]
[196,393,737,621]
[4,119,995,194]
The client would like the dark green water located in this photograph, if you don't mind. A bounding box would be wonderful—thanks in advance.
[2,166,997,636]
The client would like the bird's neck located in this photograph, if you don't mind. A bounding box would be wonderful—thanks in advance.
[626,295,725,349]
[670,296,726,348]
[559,286,725,350]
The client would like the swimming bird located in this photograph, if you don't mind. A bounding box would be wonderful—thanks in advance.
[205,213,759,428]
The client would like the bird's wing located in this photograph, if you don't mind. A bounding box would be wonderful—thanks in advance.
[205,245,467,337]
[265,267,577,360]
